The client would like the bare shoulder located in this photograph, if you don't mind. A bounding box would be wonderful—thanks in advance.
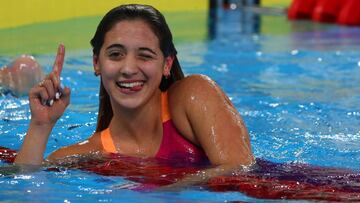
[47,132,103,162]
[169,74,218,97]
[167,74,231,144]
[169,75,253,165]
[168,74,232,109]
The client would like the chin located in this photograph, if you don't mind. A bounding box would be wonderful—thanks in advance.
[111,93,148,110]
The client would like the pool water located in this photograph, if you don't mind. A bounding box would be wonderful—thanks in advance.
[1,9,360,202]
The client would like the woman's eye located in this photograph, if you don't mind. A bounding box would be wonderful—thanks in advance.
[108,51,123,59]
[139,54,153,60]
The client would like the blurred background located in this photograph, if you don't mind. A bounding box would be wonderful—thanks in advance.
[0,0,291,55]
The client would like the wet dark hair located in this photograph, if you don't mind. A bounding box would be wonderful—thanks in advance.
[90,4,184,132]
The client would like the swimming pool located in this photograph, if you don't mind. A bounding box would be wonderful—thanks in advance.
[1,8,360,202]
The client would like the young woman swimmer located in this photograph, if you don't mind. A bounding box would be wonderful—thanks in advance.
[14,4,254,187]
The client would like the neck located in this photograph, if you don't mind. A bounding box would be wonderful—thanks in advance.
[109,90,163,143]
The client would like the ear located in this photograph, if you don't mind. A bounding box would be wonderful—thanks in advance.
[93,55,101,75]
[163,55,174,77]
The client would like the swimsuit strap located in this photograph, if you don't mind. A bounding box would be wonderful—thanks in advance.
[161,91,171,122]
[101,91,168,153]
[101,128,117,153]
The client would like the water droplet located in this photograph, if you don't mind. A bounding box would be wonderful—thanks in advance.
[269,103,279,108]
[291,49,299,55]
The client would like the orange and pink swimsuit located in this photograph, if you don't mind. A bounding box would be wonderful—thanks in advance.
[100,91,209,164]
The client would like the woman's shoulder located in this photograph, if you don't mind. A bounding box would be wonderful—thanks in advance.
[47,132,103,162]
[168,74,221,106]
[166,74,221,142]
[167,73,234,126]
[168,74,216,97]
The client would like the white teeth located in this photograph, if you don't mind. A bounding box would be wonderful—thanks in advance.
[118,82,144,88]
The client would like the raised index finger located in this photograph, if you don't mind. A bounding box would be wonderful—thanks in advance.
[52,44,65,77]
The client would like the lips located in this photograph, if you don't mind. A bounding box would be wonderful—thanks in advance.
[116,80,145,92]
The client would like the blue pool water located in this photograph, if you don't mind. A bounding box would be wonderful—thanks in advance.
[1,9,360,202]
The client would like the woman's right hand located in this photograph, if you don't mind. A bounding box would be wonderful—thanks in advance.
[28,44,71,126]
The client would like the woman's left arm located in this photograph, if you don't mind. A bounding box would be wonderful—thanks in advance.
[164,74,254,189]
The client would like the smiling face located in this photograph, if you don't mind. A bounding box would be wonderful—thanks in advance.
[94,19,172,110]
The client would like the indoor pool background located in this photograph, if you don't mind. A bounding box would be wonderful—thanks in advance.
[1,8,360,202]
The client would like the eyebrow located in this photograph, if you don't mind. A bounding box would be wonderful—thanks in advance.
[106,44,125,50]
[105,44,157,56]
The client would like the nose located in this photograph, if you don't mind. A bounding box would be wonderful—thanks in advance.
[121,54,138,78]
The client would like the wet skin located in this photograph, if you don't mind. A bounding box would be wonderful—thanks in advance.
[15,20,254,187]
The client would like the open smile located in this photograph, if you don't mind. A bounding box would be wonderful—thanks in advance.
[116,81,145,92]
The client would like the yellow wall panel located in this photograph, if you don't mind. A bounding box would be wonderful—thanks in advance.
[261,0,291,7]
[0,0,207,29]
